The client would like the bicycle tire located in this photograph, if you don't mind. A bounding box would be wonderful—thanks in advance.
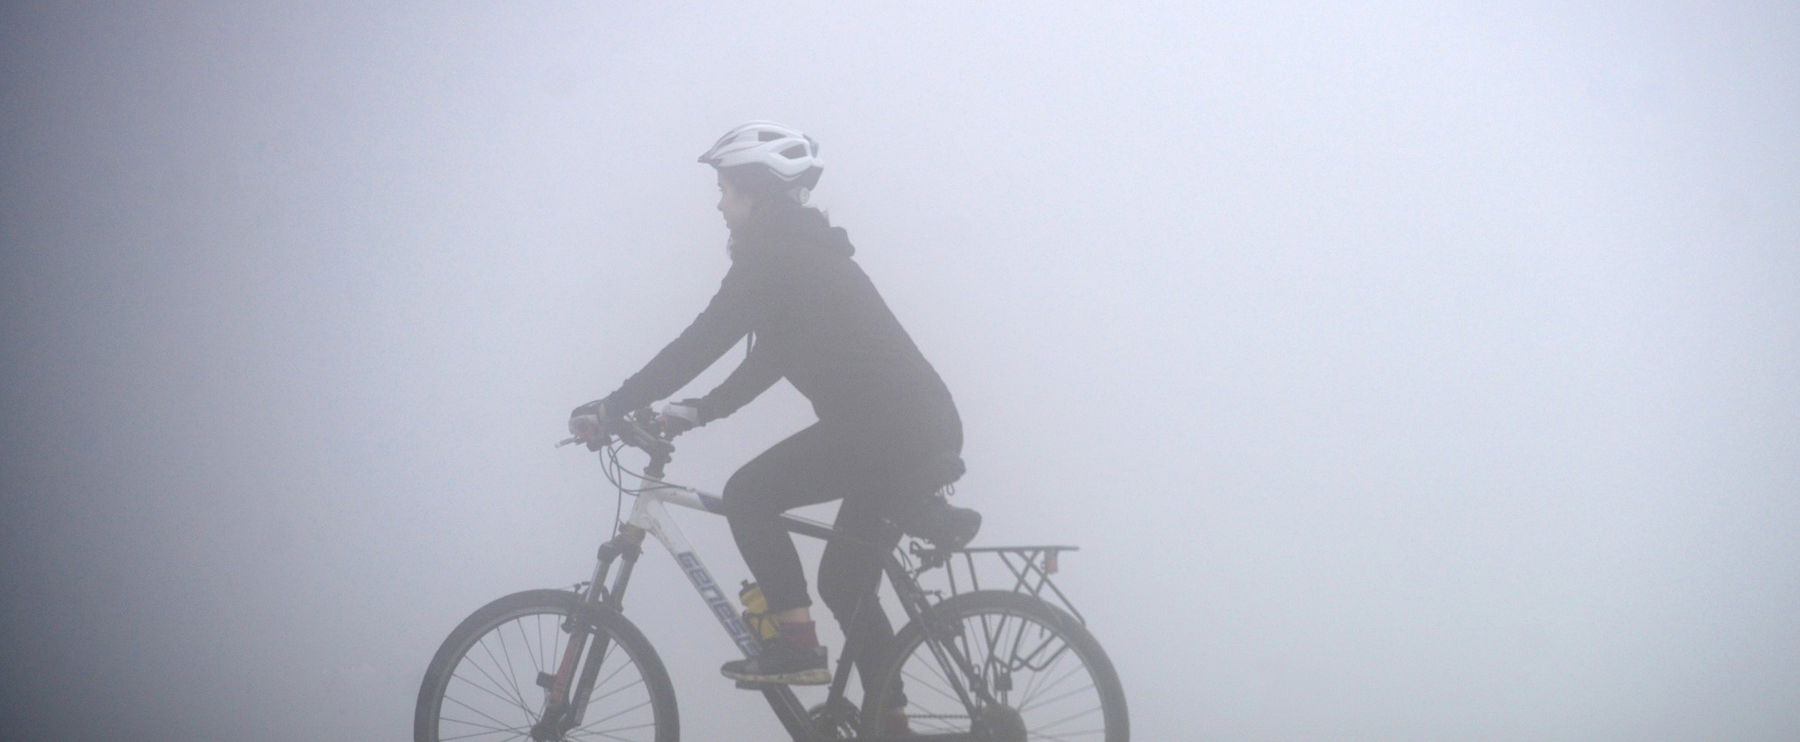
[863,590,1128,742]
[415,589,678,742]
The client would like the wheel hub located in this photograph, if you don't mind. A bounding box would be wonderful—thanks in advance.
[971,704,1026,742]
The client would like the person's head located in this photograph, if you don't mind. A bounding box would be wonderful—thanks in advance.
[699,121,823,231]
[714,171,758,233]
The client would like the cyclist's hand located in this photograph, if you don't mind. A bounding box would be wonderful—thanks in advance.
[569,400,611,450]
[656,400,702,438]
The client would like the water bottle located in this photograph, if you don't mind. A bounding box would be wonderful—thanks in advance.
[738,580,780,642]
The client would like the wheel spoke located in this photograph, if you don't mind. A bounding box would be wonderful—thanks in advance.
[907,711,970,733]
[475,634,535,716]
[579,643,629,705]
[568,719,659,742]
[1028,726,1107,742]
[1021,682,1098,715]
[537,614,551,675]
[422,599,670,742]
[583,676,646,711]
[974,612,1009,669]
[442,730,528,742]
[903,665,970,707]
[466,640,538,724]
[1012,623,1063,671]
[1030,703,1105,736]
[1018,652,1080,710]
[576,697,653,731]
[1004,615,1035,677]
[450,669,538,711]
[438,720,532,741]
[441,692,529,734]
[495,623,535,709]
[1016,641,1056,704]
[873,598,1123,742]
[908,646,959,695]
[512,617,542,678]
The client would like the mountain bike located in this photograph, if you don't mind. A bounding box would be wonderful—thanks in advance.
[414,410,1129,741]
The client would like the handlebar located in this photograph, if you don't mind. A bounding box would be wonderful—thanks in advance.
[559,408,677,477]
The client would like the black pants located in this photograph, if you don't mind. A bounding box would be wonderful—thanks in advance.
[723,412,960,691]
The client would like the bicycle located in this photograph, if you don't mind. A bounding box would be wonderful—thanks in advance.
[414,410,1129,742]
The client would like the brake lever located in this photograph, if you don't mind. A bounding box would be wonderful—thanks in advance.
[557,410,674,462]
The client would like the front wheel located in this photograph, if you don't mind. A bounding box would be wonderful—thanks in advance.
[864,590,1128,741]
[415,589,678,742]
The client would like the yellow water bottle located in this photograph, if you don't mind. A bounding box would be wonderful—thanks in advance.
[738,580,780,642]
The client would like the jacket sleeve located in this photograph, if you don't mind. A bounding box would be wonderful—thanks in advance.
[600,261,763,415]
[692,341,783,424]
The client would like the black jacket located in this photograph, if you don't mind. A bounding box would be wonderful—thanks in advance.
[601,205,958,436]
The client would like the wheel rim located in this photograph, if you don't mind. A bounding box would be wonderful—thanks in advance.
[890,607,1113,741]
[430,606,660,742]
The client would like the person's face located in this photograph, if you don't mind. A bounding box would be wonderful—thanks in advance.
[717,172,755,231]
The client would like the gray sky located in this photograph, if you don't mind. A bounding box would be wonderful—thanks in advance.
[3,2,1797,740]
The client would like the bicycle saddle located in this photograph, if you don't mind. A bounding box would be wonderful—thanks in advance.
[902,493,981,550]
[895,453,979,549]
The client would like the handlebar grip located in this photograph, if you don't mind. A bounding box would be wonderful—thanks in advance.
[561,407,677,465]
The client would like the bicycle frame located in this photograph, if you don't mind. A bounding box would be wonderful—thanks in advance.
[537,453,1080,742]
[559,472,932,741]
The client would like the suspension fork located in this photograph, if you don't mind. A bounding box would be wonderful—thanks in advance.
[533,526,646,740]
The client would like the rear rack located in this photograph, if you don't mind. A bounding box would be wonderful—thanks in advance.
[904,542,1085,625]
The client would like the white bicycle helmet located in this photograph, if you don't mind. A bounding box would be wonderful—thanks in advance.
[698,121,823,188]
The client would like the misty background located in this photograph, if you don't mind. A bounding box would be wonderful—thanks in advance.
[3,2,1797,740]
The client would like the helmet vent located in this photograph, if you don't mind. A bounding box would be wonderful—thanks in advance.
[698,121,823,186]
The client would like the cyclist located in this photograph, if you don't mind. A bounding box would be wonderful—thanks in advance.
[570,122,964,699]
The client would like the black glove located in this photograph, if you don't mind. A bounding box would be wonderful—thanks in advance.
[569,400,611,450]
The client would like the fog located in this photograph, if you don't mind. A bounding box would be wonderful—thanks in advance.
[3,2,1796,740]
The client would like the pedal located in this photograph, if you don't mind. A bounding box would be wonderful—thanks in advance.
[537,671,556,690]
[734,679,778,690]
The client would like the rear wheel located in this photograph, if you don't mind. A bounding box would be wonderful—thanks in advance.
[864,591,1128,741]
[415,589,677,742]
